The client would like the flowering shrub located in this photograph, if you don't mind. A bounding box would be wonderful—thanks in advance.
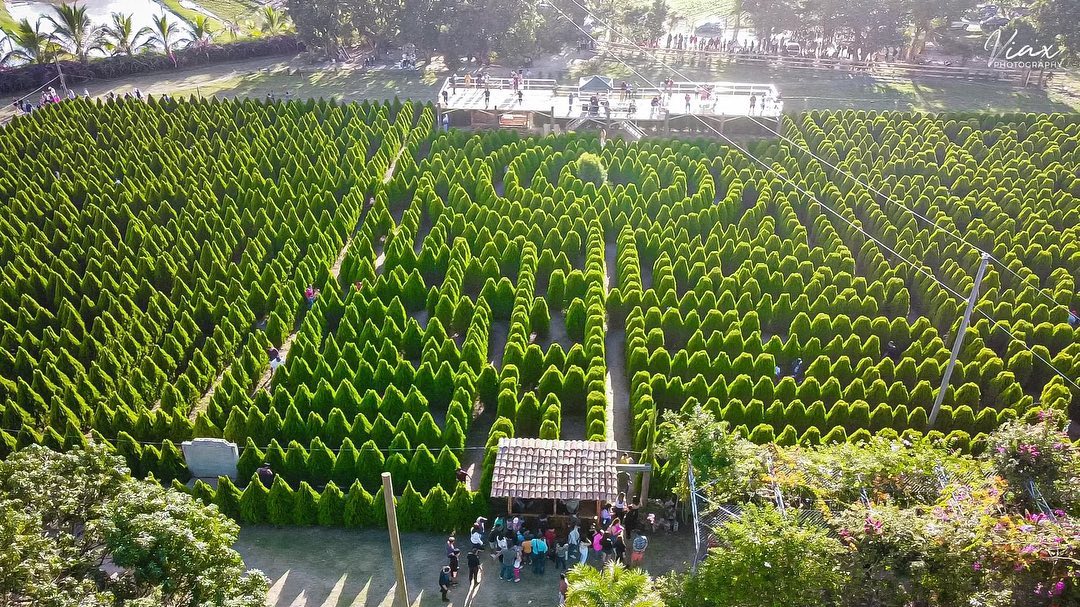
[988,409,1080,511]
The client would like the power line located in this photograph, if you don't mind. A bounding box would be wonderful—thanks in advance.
[551,0,1080,393]
[576,5,1074,316]
[740,112,1078,315]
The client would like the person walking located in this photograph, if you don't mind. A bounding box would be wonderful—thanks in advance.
[630,531,649,567]
[592,529,605,562]
[483,88,490,109]
[613,533,626,564]
[446,536,457,558]
[579,533,591,565]
[555,540,568,570]
[749,94,757,115]
[256,463,275,487]
[438,566,452,602]
[468,549,481,585]
[513,546,522,582]
[449,549,460,585]
[499,545,514,581]
[559,573,569,607]
[470,526,484,551]
[614,493,628,521]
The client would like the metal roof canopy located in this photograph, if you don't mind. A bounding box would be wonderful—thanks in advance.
[490,438,619,502]
[577,75,614,92]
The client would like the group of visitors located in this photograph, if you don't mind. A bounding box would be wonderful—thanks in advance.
[12,86,93,114]
[439,494,652,604]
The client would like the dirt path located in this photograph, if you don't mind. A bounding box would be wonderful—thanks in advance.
[249,139,405,397]
[605,328,632,450]
[601,240,620,446]
[237,525,696,607]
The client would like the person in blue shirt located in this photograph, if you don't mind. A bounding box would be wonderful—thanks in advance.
[532,536,547,574]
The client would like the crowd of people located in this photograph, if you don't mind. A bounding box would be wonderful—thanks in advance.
[11,86,93,114]
[628,32,905,64]
[438,494,661,604]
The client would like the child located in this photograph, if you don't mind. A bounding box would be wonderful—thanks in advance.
[513,547,522,582]
[555,540,568,570]
[522,535,533,565]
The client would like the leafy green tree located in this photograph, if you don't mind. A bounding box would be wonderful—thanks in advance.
[46,2,104,63]
[575,153,607,187]
[318,481,345,526]
[285,0,354,57]
[566,561,664,607]
[101,12,154,56]
[0,444,267,606]
[673,504,845,607]
[1,18,59,65]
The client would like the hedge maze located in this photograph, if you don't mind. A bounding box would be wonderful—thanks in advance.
[2,98,1079,528]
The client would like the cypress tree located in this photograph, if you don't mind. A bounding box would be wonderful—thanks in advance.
[385,452,410,483]
[318,481,345,527]
[333,438,360,487]
[323,408,350,448]
[239,477,270,524]
[423,485,451,532]
[267,477,296,526]
[308,437,336,486]
[356,440,386,489]
[293,481,320,526]
[406,444,436,492]
[284,440,310,482]
[343,480,375,528]
[396,482,425,532]
[435,446,461,492]
[214,476,243,519]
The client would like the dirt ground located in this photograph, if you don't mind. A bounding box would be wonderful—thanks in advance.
[236,525,695,607]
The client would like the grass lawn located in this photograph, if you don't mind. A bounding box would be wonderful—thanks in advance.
[196,0,259,23]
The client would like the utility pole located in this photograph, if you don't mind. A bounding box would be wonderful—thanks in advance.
[929,253,990,428]
[54,56,70,97]
[381,473,410,607]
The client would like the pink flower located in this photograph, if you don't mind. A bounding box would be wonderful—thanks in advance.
[973,562,982,571]
[1035,582,1045,596]
[1021,545,1036,554]
[995,446,1007,454]
[1015,563,1026,572]
[1052,581,1066,596]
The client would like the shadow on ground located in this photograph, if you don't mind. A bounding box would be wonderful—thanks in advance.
[236,525,695,607]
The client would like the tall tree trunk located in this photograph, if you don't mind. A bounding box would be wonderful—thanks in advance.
[907,21,927,62]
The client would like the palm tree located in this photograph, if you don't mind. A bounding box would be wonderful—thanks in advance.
[259,6,290,36]
[45,2,104,63]
[565,562,665,607]
[186,15,217,53]
[150,14,185,65]
[1,18,58,66]
[101,12,154,56]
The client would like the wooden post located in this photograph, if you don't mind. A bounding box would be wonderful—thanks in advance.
[551,106,556,131]
[507,495,512,515]
[382,473,409,607]
[639,468,651,507]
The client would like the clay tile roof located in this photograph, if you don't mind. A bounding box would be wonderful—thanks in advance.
[490,438,619,501]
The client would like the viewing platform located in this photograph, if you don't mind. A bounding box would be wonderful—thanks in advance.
[436,75,782,140]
